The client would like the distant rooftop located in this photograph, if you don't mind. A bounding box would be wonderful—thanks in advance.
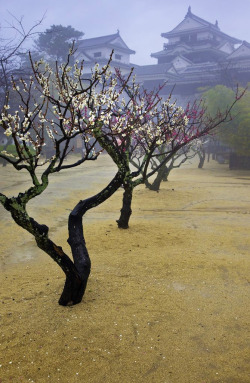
[161,6,241,45]
[78,31,135,54]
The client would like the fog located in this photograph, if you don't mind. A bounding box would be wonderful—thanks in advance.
[1,0,250,65]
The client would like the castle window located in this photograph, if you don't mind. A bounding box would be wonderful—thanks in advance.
[94,52,102,57]
[190,33,197,42]
[181,33,197,43]
[115,54,122,60]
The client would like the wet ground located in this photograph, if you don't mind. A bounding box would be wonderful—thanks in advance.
[0,155,250,382]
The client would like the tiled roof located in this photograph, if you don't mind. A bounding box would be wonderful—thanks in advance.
[78,32,135,54]
[184,7,220,29]
[242,40,250,49]
[182,62,217,73]
[161,8,241,44]
[78,33,119,47]
[226,40,250,60]
[151,43,192,58]
[134,63,174,76]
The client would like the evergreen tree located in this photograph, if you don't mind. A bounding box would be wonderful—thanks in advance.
[34,25,84,62]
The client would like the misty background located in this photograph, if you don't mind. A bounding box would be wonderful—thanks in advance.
[1,0,250,65]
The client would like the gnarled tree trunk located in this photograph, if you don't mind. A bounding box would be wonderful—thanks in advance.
[59,212,91,306]
[145,165,169,192]
[59,168,126,305]
[1,168,126,306]
[116,182,133,229]
[2,197,83,306]
[198,148,206,169]
[162,167,170,182]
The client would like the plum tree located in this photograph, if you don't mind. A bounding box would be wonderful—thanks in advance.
[0,50,161,305]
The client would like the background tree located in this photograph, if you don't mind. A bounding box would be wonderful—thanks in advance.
[0,14,43,108]
[144,144,197,191]
[34,25,84,63]
[0,14,43,166]
[203,85,250,156]
[110,86,240,229]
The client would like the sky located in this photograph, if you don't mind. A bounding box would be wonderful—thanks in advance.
[1,0,250,65]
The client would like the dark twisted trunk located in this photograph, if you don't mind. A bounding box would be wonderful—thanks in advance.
[59,213,91,306]
[116,182,133,229]
[162,167,170,182]
[2,199,81,306]
[1,168,126,306]
[59,209,91,306]
[59,169,125,305]
[145,165,169,192]
[198,148,206,169]
[207,151,210,163]
[144,178,151,189]
[148,173,162,191]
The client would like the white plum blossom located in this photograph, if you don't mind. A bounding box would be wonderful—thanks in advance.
[4,127,12,136]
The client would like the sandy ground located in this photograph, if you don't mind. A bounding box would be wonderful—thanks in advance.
[0,155,250,383]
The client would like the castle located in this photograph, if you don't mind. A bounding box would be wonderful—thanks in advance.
[76,7,250,99]
[75,31,135,75]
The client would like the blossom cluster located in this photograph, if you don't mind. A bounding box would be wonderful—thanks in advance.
[0,48,208,170]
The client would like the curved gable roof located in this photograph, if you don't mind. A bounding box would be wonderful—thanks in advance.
[161,7,241,44]
[226,41,250,60]
[78,32,135,54]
